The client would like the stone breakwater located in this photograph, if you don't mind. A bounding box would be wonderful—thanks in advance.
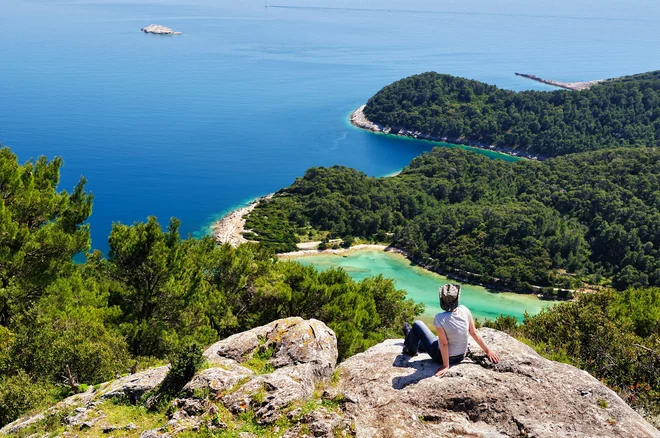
[141,24,182,35]
[515,72,604,91]
[350,105,545,161]
[213,194,273,247]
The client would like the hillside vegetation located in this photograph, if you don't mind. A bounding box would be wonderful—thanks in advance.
[0,147,421,427]
[246,147,660,292]
[363,71,660,157]
[1,144,659,428]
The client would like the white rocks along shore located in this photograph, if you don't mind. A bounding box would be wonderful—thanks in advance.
[350,105,544,161]
[213,195,272,247]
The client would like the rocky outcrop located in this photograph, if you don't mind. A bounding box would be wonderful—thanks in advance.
[141,24,182,35]
[2,321,658,437]
[338,329,659,437]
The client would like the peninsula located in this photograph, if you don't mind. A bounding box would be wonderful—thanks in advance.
[359,70,660,157]
[141,24,182,35]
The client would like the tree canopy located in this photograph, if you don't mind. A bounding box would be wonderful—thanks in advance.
[363,71,660,157]
[245,147,660,292]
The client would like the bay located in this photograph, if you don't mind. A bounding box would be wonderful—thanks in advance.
[288,250,554,322]
[1,0,658,252]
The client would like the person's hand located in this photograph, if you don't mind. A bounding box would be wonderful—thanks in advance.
[434,366,449,378]
[486,349,500,364]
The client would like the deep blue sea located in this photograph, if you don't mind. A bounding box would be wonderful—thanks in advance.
[2,0,659,253]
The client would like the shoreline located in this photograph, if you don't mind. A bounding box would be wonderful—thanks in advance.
[350,105,546,161]
[213,195,572,301]
[212,194,273,247]
[282,244,570,301]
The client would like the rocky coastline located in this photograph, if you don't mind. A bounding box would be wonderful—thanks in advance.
[515,72,605,91]
[141,24,182,35]
[212,194,273,247]
[350,105,546,161]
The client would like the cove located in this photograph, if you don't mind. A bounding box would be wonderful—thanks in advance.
[287,250,553,322]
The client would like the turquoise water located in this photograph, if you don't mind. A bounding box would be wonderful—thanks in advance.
[289,250,554,322]
[1,0,658,252]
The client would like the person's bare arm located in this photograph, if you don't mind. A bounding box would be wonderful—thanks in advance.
[469,316,500,363]
[434,327,450,377]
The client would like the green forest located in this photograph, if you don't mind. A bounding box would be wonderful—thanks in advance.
[1,145,659,426]
[363,71,660,157]
[0,147,421,427]
[245,147,660,293]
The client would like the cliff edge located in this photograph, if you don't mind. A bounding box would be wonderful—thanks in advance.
[2,319,658,437]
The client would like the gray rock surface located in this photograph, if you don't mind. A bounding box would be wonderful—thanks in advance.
[2,321,658,438]
[208,317,339,424]
[205,317,337,375]
[182,365,253,397]
[337,329,660,438]
[100,365,169,400]
[141,24,182,35]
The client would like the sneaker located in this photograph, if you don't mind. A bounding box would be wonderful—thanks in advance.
[402,346,417,356]
[402,322,411,337]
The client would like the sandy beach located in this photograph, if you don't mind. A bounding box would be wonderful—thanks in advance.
[212,194,272,247]
[350,105,544,161]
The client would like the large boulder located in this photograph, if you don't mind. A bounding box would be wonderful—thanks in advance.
[337,328,660,438]
[204,317,337,375]
[206,317,339,424]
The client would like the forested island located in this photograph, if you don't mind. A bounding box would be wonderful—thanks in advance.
[360,71,660,157]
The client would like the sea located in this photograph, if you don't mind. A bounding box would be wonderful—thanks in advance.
[1,0,658,316]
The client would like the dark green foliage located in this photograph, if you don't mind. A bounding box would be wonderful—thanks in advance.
[0,371,52,427]
[482,314,519,333]
[0,147,92,327]
[159,343,204,396]
[246,147,660,290]
[520,289,660,415]
[364,71,660,157]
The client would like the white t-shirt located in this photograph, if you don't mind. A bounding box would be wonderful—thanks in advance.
[434,305,471,357]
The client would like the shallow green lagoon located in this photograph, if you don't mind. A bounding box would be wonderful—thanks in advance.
[289,250,553,322]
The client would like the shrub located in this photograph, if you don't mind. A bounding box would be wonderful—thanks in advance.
[483,315,518,333]
[0,371,51,427]
[159,343,204,396]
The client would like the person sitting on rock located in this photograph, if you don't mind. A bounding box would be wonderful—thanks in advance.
[402,284,500,378]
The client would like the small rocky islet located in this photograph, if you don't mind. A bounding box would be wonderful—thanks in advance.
[141,24,182,35]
